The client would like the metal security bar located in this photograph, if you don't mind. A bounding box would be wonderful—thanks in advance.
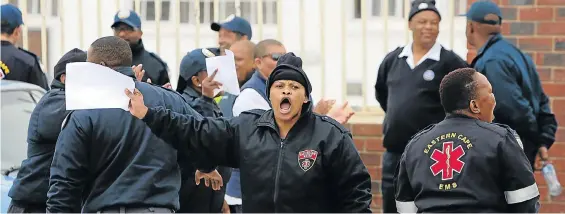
[8,0,468,115]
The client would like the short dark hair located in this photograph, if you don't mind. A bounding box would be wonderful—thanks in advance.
[1,21,16,35]
[254,39,283,59]
[88,36,132,68]
[439,68,478,113]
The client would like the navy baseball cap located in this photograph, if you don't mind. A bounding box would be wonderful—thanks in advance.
[1,4,24,27]
[211,15,252,40]
[111,9,142,29]
[179,48,217,81]
[465,0,502,25]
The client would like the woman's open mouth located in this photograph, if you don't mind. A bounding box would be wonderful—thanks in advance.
[280,97,291,114]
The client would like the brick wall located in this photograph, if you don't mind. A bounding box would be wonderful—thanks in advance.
[350,0,565,212]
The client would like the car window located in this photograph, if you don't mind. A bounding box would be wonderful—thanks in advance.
[1,91,35,170]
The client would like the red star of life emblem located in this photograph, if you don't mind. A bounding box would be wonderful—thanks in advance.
[430,141,466,181]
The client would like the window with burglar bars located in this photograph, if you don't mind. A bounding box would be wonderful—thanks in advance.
[136,0,278,24]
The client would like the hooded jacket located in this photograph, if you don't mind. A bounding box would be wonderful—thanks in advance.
[140,53,373,212]
[8,49,86,207]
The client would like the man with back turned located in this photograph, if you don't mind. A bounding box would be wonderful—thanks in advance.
[394,68,539,213]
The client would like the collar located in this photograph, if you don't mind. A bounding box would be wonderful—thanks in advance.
[182,85,201,98]
[130,39,145,55]
[445,113,477,120]
[255,69,267,82]
[114,66,136,79]
[1,40,13,46]
[50,79,65,89]
[256,108,314,138]
[471,33,503,67]
[398,41,442,69]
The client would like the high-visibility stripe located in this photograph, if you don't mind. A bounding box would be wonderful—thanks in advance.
[396,200,417,213]
[505,183,539,204]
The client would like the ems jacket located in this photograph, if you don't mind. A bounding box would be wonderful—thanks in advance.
[0,40,49,90]
[131,39,170,85]
[9,80,67,206]
[395,114,539,213]
[141,65,372,212]
[178,86,231,213]
[46,68,200,213]
[471,33,557,166]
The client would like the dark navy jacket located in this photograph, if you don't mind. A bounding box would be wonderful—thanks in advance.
[46,68,200,213]
[178,85,232,213]
[131,39,170,85]
[0,41,49,90]
[8,80,67,206]
[471,33,557,165]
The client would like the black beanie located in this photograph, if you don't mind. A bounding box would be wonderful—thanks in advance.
[409,0,441,21]
[266,52,312,99]
[54,48,87,80]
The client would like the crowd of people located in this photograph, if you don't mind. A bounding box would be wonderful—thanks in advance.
[0,0,557,213]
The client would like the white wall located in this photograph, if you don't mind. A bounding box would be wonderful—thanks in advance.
[23,0,468,108]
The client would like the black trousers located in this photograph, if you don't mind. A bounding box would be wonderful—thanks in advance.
[229,204,242,213]
[381,151,402,213]
[7,200,46,213]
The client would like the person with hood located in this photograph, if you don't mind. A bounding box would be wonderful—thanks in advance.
[7,48,86,213]
[111,9,170,85]
[46,36,209,213]
[175,48,232,213]
[125,53,372,213]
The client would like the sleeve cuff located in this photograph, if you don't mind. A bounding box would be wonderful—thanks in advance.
[142,107,157,123]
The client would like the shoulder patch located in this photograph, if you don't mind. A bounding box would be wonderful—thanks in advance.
[241,109,266,116]
[320,115,350,134]
[492,122,524,150]
[411,123,436,140]
[61,111,75,131]
[476,121,508,137]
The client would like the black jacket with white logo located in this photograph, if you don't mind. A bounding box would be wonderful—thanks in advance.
[394,114,539,213]
[141,65,372,212]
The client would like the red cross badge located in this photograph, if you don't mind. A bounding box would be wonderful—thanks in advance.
[298,149,318,172]
[430,141,466,180]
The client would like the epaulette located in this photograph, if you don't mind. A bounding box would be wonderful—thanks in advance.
[320,115,350,134]
[18,48,42,65]
[410,123,436,141]
[61,110,75,131]
[477,121,508,137]
[148,52,169,69]
[492,122,524,150]
[241,109,266,116]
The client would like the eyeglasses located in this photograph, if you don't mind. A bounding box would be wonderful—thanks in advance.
[112,26,135,33]
[262,53,284,61]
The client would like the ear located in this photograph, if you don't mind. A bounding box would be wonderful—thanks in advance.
[408,20,415,31]
[254,57,262,67]
[191,76,200,87]
[100,61,106,66]
[139,30,144,37]
[60,74,66,84]
[469,100,480,114]
[242,35,249,40]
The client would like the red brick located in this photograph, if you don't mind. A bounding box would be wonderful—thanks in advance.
[374,195,383,208]
[368,167,378,181]
[538,0,565,5]
[539,203,565,213]
[351,124,382,137]
[365,138,384,152]
[360,153,380,167]
[519,8,554,21]
[548,143,565,157]
[543,83,565,97]
[538,67,552,81]
[557,115,565,129]
[538,22,565,35]
[554,69,565,82]
[539,186,549,202]
[518,37,554,51]
[556,129,565,142]
[501,22,511,35]
[535,171,547,186]
[354,138,365,152]
[554,100,565,115]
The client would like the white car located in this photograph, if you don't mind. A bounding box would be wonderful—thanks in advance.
[1,80,46,212]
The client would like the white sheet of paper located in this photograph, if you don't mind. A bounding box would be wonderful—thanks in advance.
[65,62,135,111]
[205,49,240,96]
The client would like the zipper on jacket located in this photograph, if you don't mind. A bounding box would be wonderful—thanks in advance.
[273,140,285,212]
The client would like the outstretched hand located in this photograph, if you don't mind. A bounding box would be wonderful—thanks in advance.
[195,169,224,191]
[313,98,336,115]
[125,88,149,119]
[327,101,355,124]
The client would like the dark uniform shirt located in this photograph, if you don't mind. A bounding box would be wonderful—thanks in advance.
[0,41,49,90]
[471,33,557,166]
[8,79,66,207]
[177,86,232,213]
[131,39,170,85]
[46,68,200,213]
[395,114,540,213]
[140,67,372,213]
[375,43,469,153]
